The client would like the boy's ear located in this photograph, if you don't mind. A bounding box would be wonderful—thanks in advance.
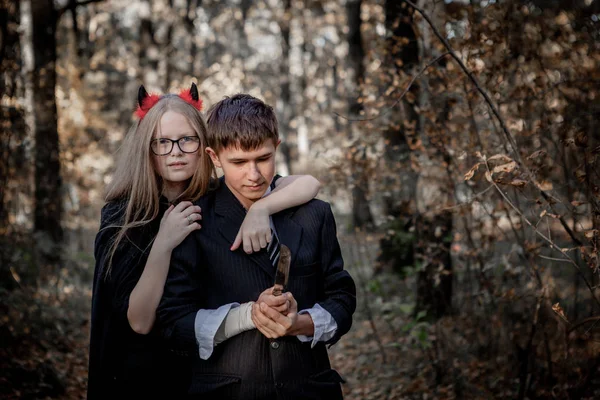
[205,147,221,168]
[275,139,281,149]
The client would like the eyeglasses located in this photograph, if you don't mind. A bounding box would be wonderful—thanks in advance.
[150,136,200,156]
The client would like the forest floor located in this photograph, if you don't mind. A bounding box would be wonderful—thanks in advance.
[2,232,599,399]
[1,232,418,400]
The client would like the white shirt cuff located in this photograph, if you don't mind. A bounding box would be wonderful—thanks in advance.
[194,303,239,360]
[296,303,338,348]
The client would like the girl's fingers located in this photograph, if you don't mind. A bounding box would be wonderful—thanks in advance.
[251,236,261,252]
[243,234,253,254]
[187,212,202,222]
[173,201,192,213]
[162,204,175,221]
[231,231,242,251]
[184,206,201,216]
[187,222,201,232]
[258,234,268,249]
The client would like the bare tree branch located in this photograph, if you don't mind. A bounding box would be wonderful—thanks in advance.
[333,52,449,122]
[405,0,596,304]
[482,160,600,308]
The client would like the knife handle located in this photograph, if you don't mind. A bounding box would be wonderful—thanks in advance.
[272,284,284,297]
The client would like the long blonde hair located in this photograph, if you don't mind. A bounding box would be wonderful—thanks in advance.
[102,95,215,277]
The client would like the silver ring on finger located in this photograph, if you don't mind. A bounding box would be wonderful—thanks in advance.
[186,214,194,225]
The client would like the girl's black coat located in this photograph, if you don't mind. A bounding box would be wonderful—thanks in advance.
[87,199,191,400]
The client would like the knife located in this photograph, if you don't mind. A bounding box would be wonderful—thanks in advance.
[272,244,291,296]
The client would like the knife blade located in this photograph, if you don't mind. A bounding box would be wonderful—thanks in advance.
[272,244,291,296]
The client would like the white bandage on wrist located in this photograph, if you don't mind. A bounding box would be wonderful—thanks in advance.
[214,302,256,345]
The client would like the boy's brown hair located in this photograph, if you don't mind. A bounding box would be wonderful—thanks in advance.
[206,94,279,153]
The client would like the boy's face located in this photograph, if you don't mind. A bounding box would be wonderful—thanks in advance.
[206,139,280,209]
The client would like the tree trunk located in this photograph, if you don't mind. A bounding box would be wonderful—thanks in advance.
[346,0,373,230]
[295,0,310,170]
[382,0,419,216]
[276,0,293,176]
[0,0,25,287]
[414,0,453,318]
[31,0,63,268]
[0,0,20,229]
[381,0,453,318]
[414,210,453,318]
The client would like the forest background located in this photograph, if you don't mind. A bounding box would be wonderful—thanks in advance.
[1,0,599,399]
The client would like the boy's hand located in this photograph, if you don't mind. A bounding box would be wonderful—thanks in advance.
[251,292,314,338]
[255,287,291,315]
[231,203,271,253]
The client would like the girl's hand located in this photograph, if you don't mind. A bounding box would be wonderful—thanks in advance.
[156,201,202,252]
[231,203,271,253]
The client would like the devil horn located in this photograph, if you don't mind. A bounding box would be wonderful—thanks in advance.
[138,85,149,108]
[190,83,199,102]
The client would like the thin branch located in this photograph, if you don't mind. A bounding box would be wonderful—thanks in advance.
[333,52,449,122]
[406,0,585,249]
[567,316,600,334]
[538,255,573,263]
[424,184,493,215]
[404,1,519,154]
[483,161,600,308]
[406,0,596,304]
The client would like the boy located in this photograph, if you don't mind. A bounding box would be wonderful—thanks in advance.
[158,94,356,399]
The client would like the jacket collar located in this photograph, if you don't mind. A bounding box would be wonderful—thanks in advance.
[214,178,303,277]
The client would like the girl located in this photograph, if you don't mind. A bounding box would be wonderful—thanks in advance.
[87,84,320,399]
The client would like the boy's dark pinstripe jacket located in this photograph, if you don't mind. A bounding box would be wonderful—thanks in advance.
[158,178,356,400]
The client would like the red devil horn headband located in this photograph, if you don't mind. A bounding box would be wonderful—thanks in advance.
[134,83,203,120]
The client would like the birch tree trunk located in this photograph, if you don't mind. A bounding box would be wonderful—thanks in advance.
[276,0,292,176]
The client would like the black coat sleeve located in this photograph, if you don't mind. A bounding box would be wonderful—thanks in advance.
[317,203,357,345]
[89,201,152,398]
[93,202,152,325]
[157,233,203,353]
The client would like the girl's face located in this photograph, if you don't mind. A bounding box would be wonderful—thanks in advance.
[152,111,201,190]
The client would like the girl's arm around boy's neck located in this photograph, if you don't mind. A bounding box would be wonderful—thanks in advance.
[252,175,321,215]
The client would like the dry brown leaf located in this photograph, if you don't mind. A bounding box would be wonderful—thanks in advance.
[575,168,586,182]
[536,181,553,191]
[584,230,598,239]
[552,302,569,323]
[464,163,481,181]
[527,150,547,160]
[492,161,517,175]
[488,154,513,162]
[485,171,492,182]
[509,179,528,187]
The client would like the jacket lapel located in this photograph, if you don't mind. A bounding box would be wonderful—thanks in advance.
[214,181,275,279]
[272,210,303,267]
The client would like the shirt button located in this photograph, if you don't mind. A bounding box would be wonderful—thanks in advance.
[275,382,283,389]
[270,341,280,349]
